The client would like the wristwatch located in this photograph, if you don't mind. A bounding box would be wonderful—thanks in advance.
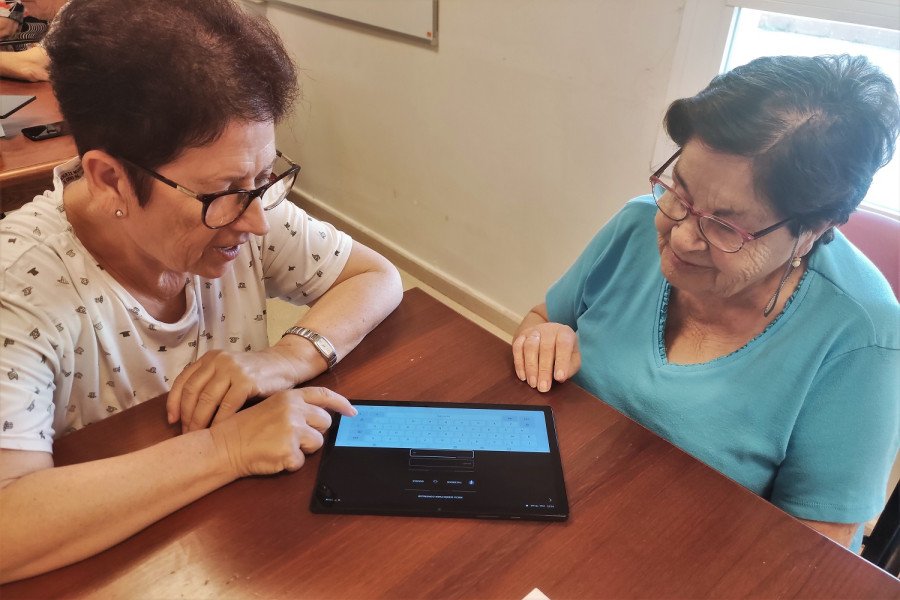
[282,326,337,370]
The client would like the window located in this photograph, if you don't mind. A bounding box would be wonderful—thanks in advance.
[655,0,900,216]
[724,8,900,215]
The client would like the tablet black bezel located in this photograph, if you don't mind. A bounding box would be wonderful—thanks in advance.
[0,95,36,120]
[310,399,569,521]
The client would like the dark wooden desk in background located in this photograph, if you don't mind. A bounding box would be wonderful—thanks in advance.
[2,288,897,599]
[0,79,77,213]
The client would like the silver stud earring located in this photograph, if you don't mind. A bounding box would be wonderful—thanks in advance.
[115,210,124,217]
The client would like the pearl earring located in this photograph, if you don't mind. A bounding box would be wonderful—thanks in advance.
[115,210,124,217]
[764,239,802,317]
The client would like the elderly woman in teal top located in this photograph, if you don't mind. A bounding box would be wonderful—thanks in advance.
[512,55,900,551]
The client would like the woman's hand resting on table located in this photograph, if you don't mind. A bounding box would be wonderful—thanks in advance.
[0,46,50,81]
[209,387,356,477]
[512,303,581,393]
[167,345,319,433]
[166,242,403,433]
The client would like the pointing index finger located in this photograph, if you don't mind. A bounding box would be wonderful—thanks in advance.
[297,387,358,416]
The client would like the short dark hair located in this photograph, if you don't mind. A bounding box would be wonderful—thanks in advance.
[44,0,299,205]
[664,55,899,246]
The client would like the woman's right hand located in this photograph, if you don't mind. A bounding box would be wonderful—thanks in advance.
[512,304,581,393]
[208,387,356,477]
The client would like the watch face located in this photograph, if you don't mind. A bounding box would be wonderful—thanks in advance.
[314,337,334,355]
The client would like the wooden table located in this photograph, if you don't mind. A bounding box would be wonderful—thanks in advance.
[0,79,77,213]
[2,288,897,599]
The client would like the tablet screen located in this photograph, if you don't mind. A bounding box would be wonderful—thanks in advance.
[311,400,568,521]
[335,404,551,452]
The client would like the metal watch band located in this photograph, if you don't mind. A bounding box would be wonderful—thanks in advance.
[282,326,337,370]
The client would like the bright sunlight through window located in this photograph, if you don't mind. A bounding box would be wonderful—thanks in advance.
[723,8,900,216]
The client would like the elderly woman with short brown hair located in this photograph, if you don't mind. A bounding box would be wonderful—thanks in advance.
[513,54,900,551]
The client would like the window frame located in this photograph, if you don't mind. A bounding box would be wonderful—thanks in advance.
[652,0,900,176]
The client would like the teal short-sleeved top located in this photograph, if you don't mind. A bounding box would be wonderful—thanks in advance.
[547,196,900,549]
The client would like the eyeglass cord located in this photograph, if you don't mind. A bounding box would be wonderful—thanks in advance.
[763,237,802,317]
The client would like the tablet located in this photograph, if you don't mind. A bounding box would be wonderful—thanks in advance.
[0,95,35,119]
[310,400,569,521]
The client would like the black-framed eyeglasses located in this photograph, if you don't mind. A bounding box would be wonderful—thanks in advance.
[649,149,794,253]
[121,150,301,229]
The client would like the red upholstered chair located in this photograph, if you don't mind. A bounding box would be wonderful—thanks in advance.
[839,208,900,574]
[838,208,900,301]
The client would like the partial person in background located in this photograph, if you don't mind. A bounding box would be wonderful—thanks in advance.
[0,0,402,583]
[0,0,66,81]
[512,55,900,551]
[0,2,25,38]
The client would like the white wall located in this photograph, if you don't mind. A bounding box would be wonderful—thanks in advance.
[255,0,687,330]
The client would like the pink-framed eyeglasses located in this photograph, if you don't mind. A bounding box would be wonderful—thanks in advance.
[650,149,794,253]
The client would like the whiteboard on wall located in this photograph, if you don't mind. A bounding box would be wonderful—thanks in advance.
[273,0,438,45]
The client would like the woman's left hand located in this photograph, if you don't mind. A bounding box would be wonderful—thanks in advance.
[0,47,50,82]
[166,347,305,433]
[167,240,403,433]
